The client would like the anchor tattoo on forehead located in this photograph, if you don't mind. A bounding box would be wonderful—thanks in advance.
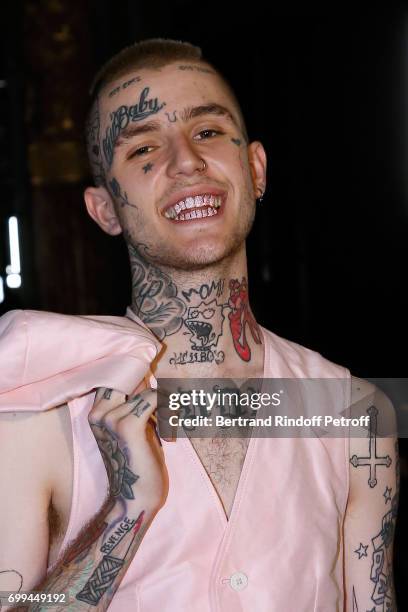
[102,86,166,168]
[350,405,392,487]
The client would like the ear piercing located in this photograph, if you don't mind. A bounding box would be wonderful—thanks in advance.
[257,187,265,204]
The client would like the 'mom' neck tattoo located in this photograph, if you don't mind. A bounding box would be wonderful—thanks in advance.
[128,242,261,364]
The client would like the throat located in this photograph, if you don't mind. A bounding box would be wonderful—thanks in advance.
[128,244,263,376]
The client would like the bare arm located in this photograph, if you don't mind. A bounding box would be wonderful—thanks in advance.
[0,411,52,600]
[7,389,168,612]
[344,378,399,611]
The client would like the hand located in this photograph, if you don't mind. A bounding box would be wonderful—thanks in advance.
[88,387,168,511]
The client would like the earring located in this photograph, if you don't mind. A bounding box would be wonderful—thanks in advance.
[257,187,265,204]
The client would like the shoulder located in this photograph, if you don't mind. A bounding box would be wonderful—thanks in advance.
[260,325,350,378]
[0,403,73,502]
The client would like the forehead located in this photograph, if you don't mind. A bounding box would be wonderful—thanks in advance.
[99,62,235,120]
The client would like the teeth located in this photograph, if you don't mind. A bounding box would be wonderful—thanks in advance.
[165,193,223,220]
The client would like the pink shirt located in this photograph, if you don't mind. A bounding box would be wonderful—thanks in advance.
[0,309,350,611]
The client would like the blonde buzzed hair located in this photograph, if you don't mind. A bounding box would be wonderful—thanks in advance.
[85,38,249,186]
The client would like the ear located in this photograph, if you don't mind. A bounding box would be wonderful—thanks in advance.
[84,186,122,236]
[247,141,267,198]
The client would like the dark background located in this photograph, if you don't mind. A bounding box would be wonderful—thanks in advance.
[1,1,407,606]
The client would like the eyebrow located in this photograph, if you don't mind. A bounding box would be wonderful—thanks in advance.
[114,103,239,150]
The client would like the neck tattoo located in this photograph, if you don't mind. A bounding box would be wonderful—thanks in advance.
[128,243,261,366]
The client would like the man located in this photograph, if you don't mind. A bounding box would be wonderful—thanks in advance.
[0,38,398,611]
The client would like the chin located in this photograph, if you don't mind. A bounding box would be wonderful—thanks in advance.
[160,238,244,272]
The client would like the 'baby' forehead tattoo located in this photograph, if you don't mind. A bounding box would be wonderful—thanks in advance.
[102,86,166,168]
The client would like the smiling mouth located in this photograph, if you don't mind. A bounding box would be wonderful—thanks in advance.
[164,193,223,221]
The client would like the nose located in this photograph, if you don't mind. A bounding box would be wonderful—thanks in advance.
[166,134,206,178]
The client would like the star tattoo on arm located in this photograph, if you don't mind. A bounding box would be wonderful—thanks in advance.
[354,542,368,559]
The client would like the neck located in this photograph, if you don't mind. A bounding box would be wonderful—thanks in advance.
[128,242,264,378]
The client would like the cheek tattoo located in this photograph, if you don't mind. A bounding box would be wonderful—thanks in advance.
[231,138,242,146]
[109,177,138,209]
[143,162,154,174]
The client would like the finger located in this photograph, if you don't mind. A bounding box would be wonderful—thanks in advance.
[89,388,127,423]
[104,389,157,427]
[156,388,178,442]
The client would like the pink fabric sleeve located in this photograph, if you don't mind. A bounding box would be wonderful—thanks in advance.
[0,310,161,412]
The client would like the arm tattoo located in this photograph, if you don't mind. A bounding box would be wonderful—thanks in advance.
[90,424,139,499]
[368,491,398,609]
[75,511,145,606]
[354,543,368,559]
[349,406,392,488]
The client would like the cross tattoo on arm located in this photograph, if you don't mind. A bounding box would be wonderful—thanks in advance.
[350,405,392,488]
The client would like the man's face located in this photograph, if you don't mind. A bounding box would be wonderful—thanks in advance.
[95,62,266,270]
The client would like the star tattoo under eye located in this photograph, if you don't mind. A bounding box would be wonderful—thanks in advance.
[143,162,154,174]
[354,542,368,559]
[231,138,242,146]
[383,486,392,504]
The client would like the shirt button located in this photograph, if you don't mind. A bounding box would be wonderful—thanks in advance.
[230,572,248,591]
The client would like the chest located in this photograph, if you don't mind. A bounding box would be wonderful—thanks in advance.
[189,436,250,519]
